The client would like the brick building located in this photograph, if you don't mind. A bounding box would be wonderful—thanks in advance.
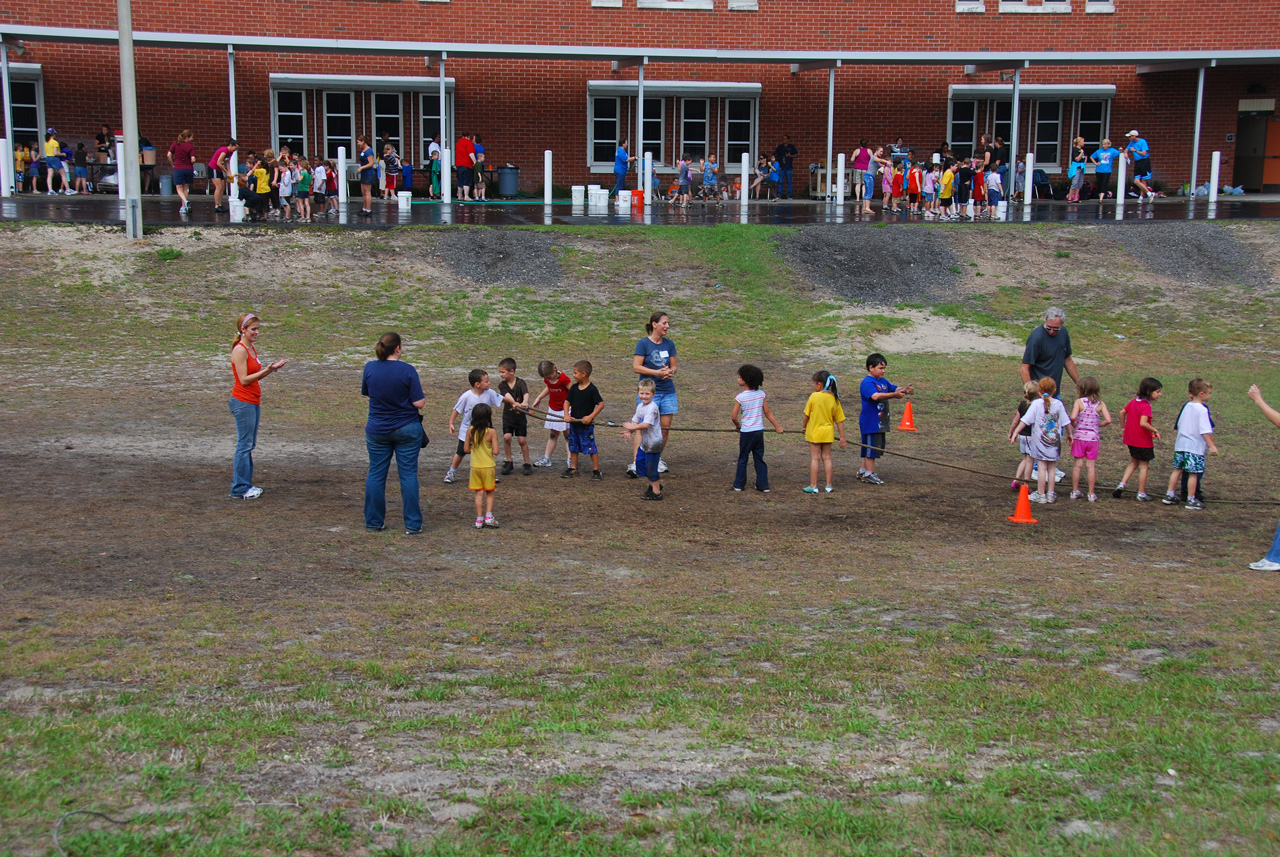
[2,2,1278,193]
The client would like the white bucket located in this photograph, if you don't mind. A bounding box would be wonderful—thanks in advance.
[588,184,601,192]
[617,190,631,208]
[229,199,246,223]
[571,185,585,205]
[397,191,412,211]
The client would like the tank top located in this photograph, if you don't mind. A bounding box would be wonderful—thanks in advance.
[852,148,871,171]
[231,342,262,405]
[469,429,495,469]
[1075,398,1100,443]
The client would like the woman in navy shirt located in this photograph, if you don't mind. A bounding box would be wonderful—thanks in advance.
[362,332,426,534]
[613,137,636,196]
[629,311,677,476]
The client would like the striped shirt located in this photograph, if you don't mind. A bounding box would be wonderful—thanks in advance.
[736,389,767,432]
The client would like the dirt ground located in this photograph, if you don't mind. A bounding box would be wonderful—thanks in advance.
[2,221,1280,854]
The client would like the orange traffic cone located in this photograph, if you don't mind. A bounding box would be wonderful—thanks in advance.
[897,401,918,432]
[1007,484,1039,524]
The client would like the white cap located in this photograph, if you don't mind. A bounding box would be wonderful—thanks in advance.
[1126,130,1140,137]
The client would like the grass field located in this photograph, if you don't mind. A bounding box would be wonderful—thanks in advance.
[2,221,1280,856]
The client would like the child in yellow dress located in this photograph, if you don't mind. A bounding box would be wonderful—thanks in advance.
[802,370,847,494]
[464,404,500,528]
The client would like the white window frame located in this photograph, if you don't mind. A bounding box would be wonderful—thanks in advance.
[1033,100,1063,170]
[728,0,759,9]
[956,0,986,11]
[637,0,714,8]
[1075,99,1109,154]
[323,90,355,161]
[6,71,44,151]
[588,96,621,168]
[947,99,978,159]
[1086,0,1115,11]
[680,97,709,161]
[640,97,665,166]
[371,91,403,159]
[590,0,623,5]
[999,0,1071,11]
[723,97,755,173]
[271,89,307,156]
[419,92,454,166]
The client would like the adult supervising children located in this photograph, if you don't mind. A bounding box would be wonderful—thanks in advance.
[629,312,677,477]
[228,313,287,500]
[612,137,637,197]
[356,134,376,216]
[1246,384,1280,572]
[210,139,238,212]
[1020,307,1079,483]
[1125,130,1155,201]
[167,129,196,214]
[362,333,426,535]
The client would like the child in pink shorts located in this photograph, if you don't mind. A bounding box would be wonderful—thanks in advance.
[1069,376,1112,502]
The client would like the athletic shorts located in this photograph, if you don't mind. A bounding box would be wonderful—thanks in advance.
[173,168,194,187]
[74,166,88,179]
[987,189,1002,205]
[1172,450,1205,474]
[678,183,690,195]
[45,157,62,170]
[636,446,661,482]
[455,439,468,457]
[861,432,886,460]
[313,190,327,202]
[1018,436,1032,456]
[469,466,496,491]
[908,193,919,204]
[923,192,935,201]
[325,189,338,199]
[1127,444,1155,463]
[1070,438,1099,460]
[1133,158,1152,181]
[502,411,528,437]
[566,423,597,455]
[211,167,226,180]
[940,197,952,208]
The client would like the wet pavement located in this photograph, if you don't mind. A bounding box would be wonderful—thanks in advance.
[2,193,1278,229]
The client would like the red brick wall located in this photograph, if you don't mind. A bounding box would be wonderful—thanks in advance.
[3,3,1277,191]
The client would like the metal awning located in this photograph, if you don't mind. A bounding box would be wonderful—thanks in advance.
[269,73,455,91]
[587,80,761,97]
[949,84,1117,100]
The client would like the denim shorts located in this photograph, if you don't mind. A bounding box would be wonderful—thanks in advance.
[1172,450,1205,474]
[651,390,678,416]
[74,166,88,179]
[173,168,195,186]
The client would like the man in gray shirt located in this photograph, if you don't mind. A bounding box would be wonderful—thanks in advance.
[1020,306,1080,394]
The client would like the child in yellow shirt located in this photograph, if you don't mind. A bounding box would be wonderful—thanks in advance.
[464,403,500,528]
[802,370,847,494]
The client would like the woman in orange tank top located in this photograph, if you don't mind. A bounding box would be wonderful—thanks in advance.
[229,312,286,499]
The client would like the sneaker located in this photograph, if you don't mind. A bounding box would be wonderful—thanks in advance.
[474,517,484,529]
[824,485,834,493]
[1029,491,1046,504]
[243,486,263,500]
[863,473,885,485]
[522,463,533,476]
[1087,494,1097,503]
[1184,498,1205,511]
[592,470,602,481]
[534,456,553,467]
[1011,480,1020,490]
[643,491,664,501]
[643,486,655,499]
[405,528,421,536]
[1135,492,1154,502]
[1249,559,1280,572]
[756,487,770,493]
[733,487,743,492]
[1070,490,1083,500]
[657,459,670,474]
[179,204,188,213]
[366,524,386,532]
[1161,493,1178,505]
[46,190,54,195]
[857,468,868,481]
[1054,468,1065,484]
[500,460,514,475]
[483,515,500,529]
[562,467,577,478]
[64,189,77,196]
[626,462,638,478]
[1046,492,1057,503]
[1112,483,1126,499]
[443,469,456,483]
[803,486,819,494]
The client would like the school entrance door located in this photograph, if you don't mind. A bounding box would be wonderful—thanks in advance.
[1234,99,1279,193]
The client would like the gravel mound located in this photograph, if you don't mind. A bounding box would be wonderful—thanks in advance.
[432,229,564,287]
[777,226,962,304]
[1107,222,1272,287]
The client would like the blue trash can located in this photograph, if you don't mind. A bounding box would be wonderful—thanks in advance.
[401,163,413,191]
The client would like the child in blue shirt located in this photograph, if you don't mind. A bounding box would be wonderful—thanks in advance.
[858,353,913,484]
[702,154,719,200]
[1090,138,1120,201]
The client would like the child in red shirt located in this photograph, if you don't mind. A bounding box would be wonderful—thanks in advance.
[907,164,923,214]
[530,360,573,467]
[890,163,905,213]
[972,161,987,218]
[1113,376,1163,501]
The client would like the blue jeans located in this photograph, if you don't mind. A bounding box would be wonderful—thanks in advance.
[229,398,260,497]
[734,430,768,490]
[365,422,424,532]
[613,171,627,195]
[780,167,793,198]
[1267,518,1280,563]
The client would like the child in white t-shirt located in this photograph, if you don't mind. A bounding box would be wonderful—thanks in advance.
[1163,378,1217,510]
[1015,377,1073,504]
[445,369,503,483]
[623,378,666,500]
[731,364,783,493]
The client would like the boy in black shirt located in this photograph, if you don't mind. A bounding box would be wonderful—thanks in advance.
[497,357,532,475]
[563,360,605,480]
[956,158,974,218]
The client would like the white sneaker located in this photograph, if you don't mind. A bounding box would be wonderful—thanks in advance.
[443,469,456,483]
[533,456,553,467]
[243,486,263,500]
[657,459,669,473]
[1054,468,1065,483]
[64,189,77,195]
[1249,559,1280,572]
[46,190,55,195]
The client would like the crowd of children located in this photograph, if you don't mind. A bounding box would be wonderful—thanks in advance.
[1009,375,1219,510]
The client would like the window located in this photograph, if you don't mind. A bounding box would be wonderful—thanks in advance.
[1034,100,1061,166]
[681,98,708,160]
[725,98,754,166]
[1076,100,1107,151]
[7,79,41,148]
[324,91,354,160]
[420,92,452,163]
[949,100,977,158]
[992,100,1012,146]
[273,90,306,155]
[641,97,664,165]
[373,92,401,157]
[590,97,619,165]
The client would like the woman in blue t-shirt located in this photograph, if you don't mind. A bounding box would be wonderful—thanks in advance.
[613,137,636,196]
[1090,138,1120,201]
[629,311,678,476]
[362,332,427,534]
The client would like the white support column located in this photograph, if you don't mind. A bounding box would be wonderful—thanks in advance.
[1,44,13,197]
[441,147,451,203]
[1023,154,1034,222]
[118,0,143,238]
[1208,150,1220,204]
[825,66,835,202]
[1190,65,1205,195]
[1007,66,1022,220]
[0,139,12,198]
[1114,151,1127,220]
[740,152,750,202]
[227,45,237,140]
[643,150,652,206]
[836,152,845,207]
[544,149,553,204]
[337,146,348,203]
[116,141,126,199]
[438,53,447,150]
[228,151,238,199]
[636,60,645,167]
